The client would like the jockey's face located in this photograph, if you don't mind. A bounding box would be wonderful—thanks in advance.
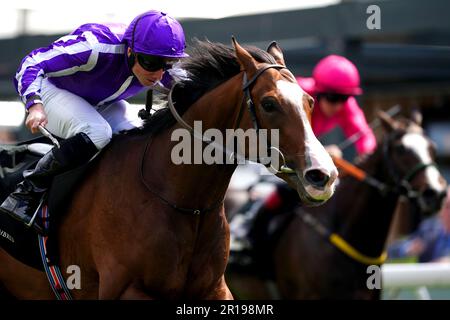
[127,48,164,87]
[317,93,349,118]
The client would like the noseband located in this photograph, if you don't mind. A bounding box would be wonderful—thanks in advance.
[381,137,438,213]
[167,63,295,174]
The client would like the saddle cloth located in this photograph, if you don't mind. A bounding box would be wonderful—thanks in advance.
[0,136,91,271]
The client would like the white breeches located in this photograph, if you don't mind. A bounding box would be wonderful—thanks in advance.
[40,78,142,149]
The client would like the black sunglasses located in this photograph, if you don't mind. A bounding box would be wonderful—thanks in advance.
[135,53,176,72]
[318,93,350,104]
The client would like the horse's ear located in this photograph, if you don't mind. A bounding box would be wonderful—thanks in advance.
[377,110,397,132]
[410,107,423,126]
[267,41,285,66]
[232,36,257,76]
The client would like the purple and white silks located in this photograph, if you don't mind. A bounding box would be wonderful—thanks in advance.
[15,23,145,109]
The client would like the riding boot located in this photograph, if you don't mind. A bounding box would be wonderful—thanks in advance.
[0,132,98,234]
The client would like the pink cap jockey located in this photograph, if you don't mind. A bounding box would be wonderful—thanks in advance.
[297,55,376,156]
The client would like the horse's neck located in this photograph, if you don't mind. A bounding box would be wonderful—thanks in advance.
[143,76,244,211]
[331,147,399,257]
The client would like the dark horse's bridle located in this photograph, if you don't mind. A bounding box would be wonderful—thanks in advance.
[381,136,437,208]
[141,64,293,215]
[298,134,437,265]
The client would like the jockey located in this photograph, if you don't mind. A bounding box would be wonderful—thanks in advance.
[0,10,189,234]
[297,54,376,159]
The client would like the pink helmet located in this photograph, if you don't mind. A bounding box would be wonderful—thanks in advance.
[312,55,362,95]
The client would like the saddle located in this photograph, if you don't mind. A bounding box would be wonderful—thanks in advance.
[0,136,92,271]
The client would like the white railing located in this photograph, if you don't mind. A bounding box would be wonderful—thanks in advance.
[0,102,25,127]
[382,262,450,299]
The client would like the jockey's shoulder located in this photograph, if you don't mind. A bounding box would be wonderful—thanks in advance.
[343,96,361,111]
[69,23,127,45]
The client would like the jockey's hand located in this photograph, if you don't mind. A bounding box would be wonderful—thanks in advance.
[26,103,48,134]
[325,144,343,158]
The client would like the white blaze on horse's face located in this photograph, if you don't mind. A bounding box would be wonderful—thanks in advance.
[276,80,338,201]
[401,133,444,192]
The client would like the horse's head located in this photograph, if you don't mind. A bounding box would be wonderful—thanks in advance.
[378,110,447,216]
[232,38,338,206]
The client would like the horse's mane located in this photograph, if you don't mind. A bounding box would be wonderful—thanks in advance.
[134,39,277,135]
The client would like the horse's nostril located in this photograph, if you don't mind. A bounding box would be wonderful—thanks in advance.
[305,169,330,188]
[439,191,447,203]
[422,188,438,200]
[420,188,445,214]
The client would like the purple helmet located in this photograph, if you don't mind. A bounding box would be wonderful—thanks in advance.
[123,10,188,58]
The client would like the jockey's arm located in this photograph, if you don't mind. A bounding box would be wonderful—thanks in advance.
[342,97,377,156]
[15,33,94,113]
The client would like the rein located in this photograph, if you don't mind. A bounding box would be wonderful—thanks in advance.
[140,134,224,215]
[296,209,387,265]
[331,144,436,200]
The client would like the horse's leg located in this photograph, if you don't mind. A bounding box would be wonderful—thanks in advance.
[96,259,154,300]
[0,282,15,300]
[226,271,272,299]
[0,248,54,299]
[202,275,233,300]
[119,285,154,300]
[97,269,153,300]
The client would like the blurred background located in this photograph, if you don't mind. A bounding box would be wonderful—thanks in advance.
[1,0,450,299]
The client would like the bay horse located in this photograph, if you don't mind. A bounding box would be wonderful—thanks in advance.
[0,38,337,299]
[226,111,447,299]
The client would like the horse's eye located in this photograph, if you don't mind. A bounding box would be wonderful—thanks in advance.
[261,98,278,113]
[394,144,407,153]
[308,96,315,110]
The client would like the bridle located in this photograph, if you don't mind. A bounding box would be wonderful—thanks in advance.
[299,132,437,265]
[167,63,296,174]
[381,136,437,204]
[332,137,436,202]
[140,63,296,215]
[383,134,437,211]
